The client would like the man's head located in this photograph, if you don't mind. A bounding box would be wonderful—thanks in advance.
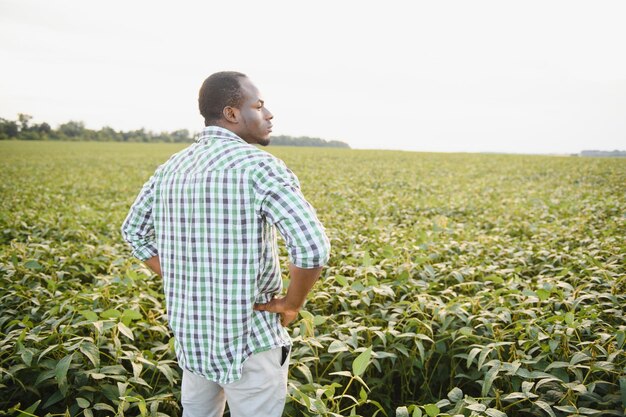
[198,71,273,146]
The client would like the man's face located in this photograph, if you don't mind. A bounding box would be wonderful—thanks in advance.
[233,78,274,146]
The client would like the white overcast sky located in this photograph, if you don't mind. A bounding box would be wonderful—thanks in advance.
[1,0,625,154]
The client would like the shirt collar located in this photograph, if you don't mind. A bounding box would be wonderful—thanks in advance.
[196,126,247,144]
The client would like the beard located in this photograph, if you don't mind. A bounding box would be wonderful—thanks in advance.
[256,136,270,146]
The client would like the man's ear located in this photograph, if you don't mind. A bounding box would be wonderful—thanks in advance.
[223,106,239,123]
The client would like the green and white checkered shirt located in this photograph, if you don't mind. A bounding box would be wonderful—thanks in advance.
[121,126,330,383]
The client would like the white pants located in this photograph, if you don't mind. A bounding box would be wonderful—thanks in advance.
[181,347,290,417]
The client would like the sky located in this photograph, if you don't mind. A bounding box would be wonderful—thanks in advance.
[1,0,625,154]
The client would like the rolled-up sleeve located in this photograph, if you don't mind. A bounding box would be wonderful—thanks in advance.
[121,173,159,261]
[254,160,330,269]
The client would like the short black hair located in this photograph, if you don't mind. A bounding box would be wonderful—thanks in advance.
[198,71,247,126]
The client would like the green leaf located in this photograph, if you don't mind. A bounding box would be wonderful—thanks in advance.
[299,310,314,320]
[76,397,90,408]
[485,274,504,284]
[92,320,104,334]
[131,361,143,379]
[79,342,100,368]
[396,406,409,417]
[383,245,395,257]
[100,309,121,319]
[328,340,349,353]
[467,403,487,412]
[578,407,602,415]
[93,403,116,412]
[122,308,143,324]
[522,381,534,394]
[423,404,439,417]
[591,360,614,372]
[415,341,425,365]
[80,310,99,322]
[129,376,151,387]
[359,387,367,402]
[43,390,64,408]
[117,381,128,397]
[503,391,528,401]
[467,347,481,368]
[24,260,42,270]
[20,348,34,367]
[536,288,550,301]
[435,399,450,409]
[545,361,569,370]
[459,327,473,336]
[156,363,177,385]
[362,252,372,267]
[412,407,423,417]
[486,408,507,417]
[482,365,500,397]
[548,339,559,353]
[352,347,373,377]
[395,344,410,357]
[16,400,40,417]
[34,369,56,386]
[416,334,434,343]
[554,406,577,413]
[329,370,352,378]
[138,400,148,416]
[100,365,127,375]
[55,353,73,393]
[535,377,561,390]
[534,400,556,417]
[321,382,341,399]
[117,322,134,340]
[570,352,590,365]
[297,365,313,383]
[335,275,348,286]
[447,387,463,402]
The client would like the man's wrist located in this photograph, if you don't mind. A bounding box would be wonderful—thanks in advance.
[281,296,303,312]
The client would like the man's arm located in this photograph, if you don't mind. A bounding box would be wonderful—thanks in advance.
[252,161,331,326]
[144,255,162,277]
[254,264,323,326]
[121,173,159,264]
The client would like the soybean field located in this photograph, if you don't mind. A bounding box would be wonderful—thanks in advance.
[1,141,625,417]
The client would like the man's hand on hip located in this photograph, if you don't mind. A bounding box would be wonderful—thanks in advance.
[254,297,299,327]
[254,264,323,327]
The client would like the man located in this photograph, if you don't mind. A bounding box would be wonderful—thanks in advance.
[121,71,330,417]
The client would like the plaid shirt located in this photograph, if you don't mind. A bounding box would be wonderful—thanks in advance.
[121,126,330,383]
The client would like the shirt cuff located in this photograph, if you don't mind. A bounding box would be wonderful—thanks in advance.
[132,242,158,261]
[289,250,331,269]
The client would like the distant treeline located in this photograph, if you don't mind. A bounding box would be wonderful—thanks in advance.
[0,114,193,143]
[269,135,350,148]
[580,150,626,158]
[0,114,350,148]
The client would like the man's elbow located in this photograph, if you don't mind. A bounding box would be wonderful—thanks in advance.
[292,236,331,269]
[317,236,331,266]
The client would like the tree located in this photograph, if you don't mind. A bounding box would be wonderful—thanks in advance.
[170,129,191,143]
[58,121,86,138]
[0,118,19,139]
[1,114,349,147]
[97,126,121,141]
[17,113,33,131]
